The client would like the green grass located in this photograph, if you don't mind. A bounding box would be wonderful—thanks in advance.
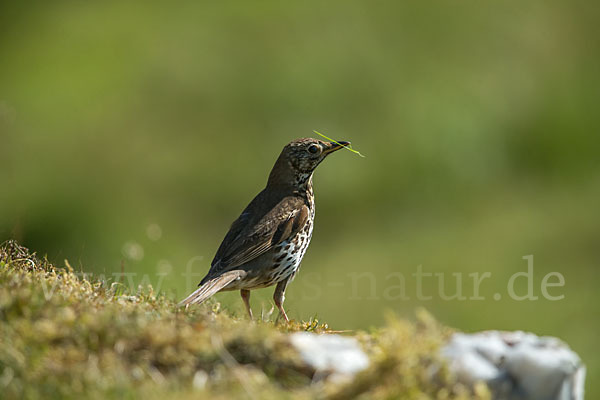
[0,241,488,399]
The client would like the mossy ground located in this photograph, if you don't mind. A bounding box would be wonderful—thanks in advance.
[0,241,488,399]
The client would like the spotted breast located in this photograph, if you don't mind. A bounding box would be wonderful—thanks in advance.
[266,210,314,285]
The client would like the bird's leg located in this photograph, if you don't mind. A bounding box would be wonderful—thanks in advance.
[273,279,290,323]
[240,289,253,320]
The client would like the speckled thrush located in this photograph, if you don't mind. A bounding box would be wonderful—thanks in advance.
[179,138,349,322]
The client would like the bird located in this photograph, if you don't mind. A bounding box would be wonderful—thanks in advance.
[179,137,349,322]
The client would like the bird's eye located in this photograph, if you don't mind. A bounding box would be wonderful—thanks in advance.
[307,144,320,154]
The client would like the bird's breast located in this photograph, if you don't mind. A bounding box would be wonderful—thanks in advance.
[262,213,314,285]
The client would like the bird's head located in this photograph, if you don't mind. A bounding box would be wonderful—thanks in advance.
[268,138,350,188]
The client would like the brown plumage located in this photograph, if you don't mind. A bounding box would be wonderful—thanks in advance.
[179,137,349,322]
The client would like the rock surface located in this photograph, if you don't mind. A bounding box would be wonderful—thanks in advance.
[289,332,370,382]
[442,331,586,400]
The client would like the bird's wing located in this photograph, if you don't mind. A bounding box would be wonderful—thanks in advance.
[205,194,309,280]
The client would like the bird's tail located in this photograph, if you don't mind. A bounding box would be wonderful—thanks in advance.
[178,270,243,307]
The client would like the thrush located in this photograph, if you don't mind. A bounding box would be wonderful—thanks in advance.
[179,137,349,322]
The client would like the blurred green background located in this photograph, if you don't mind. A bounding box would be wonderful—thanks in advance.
[1,0,598,396]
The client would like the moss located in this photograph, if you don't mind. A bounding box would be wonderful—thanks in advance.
[0,240,489,399]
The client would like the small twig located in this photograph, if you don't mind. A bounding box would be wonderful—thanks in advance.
[211,334,258,400]
[313,130,366,157]
[119,260,125,284]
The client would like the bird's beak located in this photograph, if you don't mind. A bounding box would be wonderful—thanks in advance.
[323,140,351,154]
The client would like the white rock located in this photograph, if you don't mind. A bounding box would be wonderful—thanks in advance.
[442,331,585,400]
[193,370,208,390]
[289,332,369,382]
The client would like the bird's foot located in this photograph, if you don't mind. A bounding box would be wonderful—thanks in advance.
[275,305,290,324]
